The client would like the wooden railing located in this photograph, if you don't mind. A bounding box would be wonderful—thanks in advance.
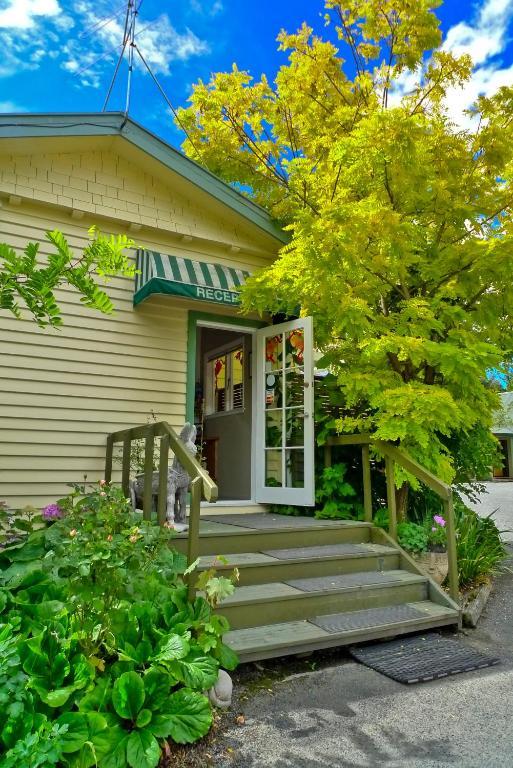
[324,435,459,603]
[104,421,218,577]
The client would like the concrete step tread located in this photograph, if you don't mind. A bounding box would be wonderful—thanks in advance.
[198,542,398,569]
[220,570,427,606]
[173,514,371,539]
[225,601,459,658]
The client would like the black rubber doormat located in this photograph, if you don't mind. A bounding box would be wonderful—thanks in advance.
[349,632,500,684]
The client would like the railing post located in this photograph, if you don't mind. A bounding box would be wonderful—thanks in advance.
[143,433,154,522]
[187,476,202,600]
[362,444,372,524]
[385,455,397,541]
[105,435,114,484]
[157,434,170,527]
[121,437,131,498]
[324,444,332,468]
[444,492,459,604]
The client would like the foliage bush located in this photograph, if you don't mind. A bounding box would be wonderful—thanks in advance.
[268,461,363,520]
[454,501,508,589]
[314,464,363,520]
[0,483,237,767]
[397,522,429,555]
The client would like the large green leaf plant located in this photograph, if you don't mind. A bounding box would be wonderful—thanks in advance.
[0,484,238,767]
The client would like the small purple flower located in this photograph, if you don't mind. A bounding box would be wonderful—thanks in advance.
[432,526,437,532]
[42,503,63,520]
[433,514,446,527]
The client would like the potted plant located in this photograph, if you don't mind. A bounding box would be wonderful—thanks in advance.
[421,514,449,585]
[397,517,448,585]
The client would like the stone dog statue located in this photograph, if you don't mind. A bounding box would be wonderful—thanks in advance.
[130,422,197,532]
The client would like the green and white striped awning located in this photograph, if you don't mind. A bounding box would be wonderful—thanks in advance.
[134,249,251,307]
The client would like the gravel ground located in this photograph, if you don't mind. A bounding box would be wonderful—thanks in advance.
[464,481,513,543]
[207,547,513,768]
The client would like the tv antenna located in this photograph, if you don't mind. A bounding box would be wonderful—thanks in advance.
[101,0,189,136]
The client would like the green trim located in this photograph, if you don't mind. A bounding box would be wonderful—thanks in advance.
[134,277,242,307]
[0,112,288,244]
[186,310,266,424]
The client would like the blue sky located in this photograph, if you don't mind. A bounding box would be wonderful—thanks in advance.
[1,0,513,147]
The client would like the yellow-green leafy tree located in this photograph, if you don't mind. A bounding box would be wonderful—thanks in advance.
[178,0,513,510]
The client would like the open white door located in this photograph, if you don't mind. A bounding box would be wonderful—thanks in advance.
[255,317,315,506]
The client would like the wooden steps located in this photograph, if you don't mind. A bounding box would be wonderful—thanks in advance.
[177,512,460,662]
[223,602,459,663]
[198,543,401,585]
[218,570,428,629]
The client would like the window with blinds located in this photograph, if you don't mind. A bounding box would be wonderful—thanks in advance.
[205,344,244,415]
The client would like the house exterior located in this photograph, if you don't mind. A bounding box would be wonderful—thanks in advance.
[0,113,463,658]
[492,391,513,479]
[0,113,315,510]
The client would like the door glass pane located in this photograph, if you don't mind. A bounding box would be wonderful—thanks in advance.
[265,450,283,487]
[285,369,304,408]
[266,410,282,448]
[285,449,304,488]
[285,328,304,368]
[264,372,283,409]
[285,409,304,447]
[265,334,283,372]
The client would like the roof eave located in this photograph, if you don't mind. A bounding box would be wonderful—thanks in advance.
[0,112,288,245]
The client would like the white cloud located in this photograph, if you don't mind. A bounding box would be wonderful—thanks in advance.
[442,0,513,128]
[442,0,513,65]
[0,0,74,77]
[61,2,209,89]
[0,0,60,30]
[0,0,208,88]
[190,0,224,17]
[0,99,27,111]
[390,0,513,129]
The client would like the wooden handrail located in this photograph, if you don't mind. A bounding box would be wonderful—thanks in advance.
[104,421,218,595]
[325,435,459,603]
[105,421,218,503]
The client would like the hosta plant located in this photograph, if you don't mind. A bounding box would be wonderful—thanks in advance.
[0,482,237,767]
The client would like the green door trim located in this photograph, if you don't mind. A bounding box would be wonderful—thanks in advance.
[186,310,267,423]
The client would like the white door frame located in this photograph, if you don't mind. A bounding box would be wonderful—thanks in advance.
[196,319,258,502]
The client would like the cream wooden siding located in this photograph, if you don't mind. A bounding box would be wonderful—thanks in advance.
[0,144,278,509]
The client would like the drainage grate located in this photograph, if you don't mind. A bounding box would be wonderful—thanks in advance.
[349,632,501,684]
[310,604,426,633]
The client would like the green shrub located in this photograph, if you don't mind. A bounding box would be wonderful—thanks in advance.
[0,483,237,767]
[397,521,429,555]
[315,463,363,520]
[267,462,363,520]
[454,502,508,589]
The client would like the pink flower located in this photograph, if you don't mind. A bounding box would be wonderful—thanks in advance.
[433,515,446,527]
[99,479,106,487]
[42,503,63,520]
[100,492,106,497]
[432,527,437,532]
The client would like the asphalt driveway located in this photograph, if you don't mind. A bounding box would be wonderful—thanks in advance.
[216,548,513,768]
[465,481,513,543]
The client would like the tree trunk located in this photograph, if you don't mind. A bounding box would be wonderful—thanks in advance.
[395,482,409,523]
